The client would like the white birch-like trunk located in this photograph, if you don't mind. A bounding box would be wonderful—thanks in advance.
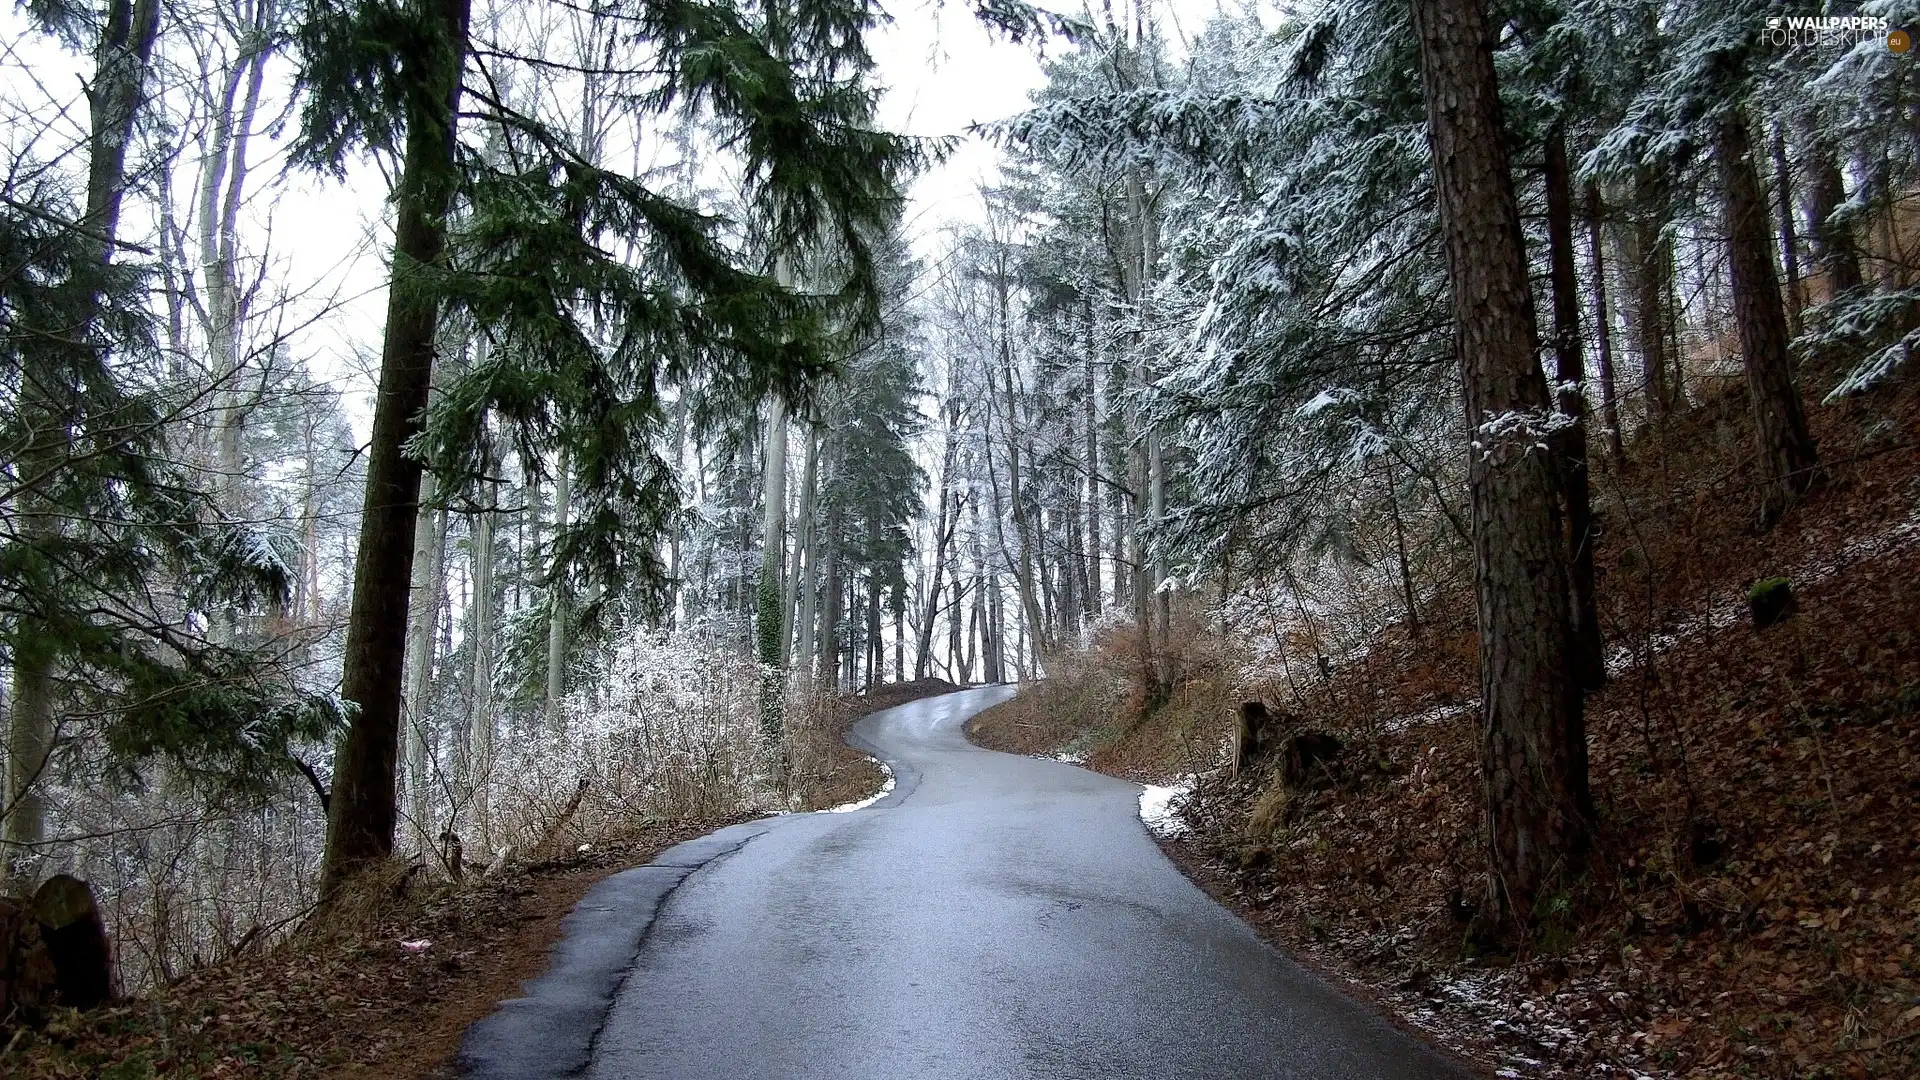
[403,501,446,854]
[788,424,818,682]
[200,11,271,510]
[546,447,570,726]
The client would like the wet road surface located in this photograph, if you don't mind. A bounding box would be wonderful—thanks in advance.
[460,685,1474,1079]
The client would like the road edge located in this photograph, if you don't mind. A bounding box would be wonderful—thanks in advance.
[452,819,780,1079]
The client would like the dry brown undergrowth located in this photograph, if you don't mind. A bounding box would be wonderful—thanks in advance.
[0,818,741,1080]
[977,379,1920,1079]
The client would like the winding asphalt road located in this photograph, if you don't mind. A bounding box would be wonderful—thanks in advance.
[459,685,1474,1079]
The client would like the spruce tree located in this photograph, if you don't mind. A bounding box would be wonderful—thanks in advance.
[293,0,914,891]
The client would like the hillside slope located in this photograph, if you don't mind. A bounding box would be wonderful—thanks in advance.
[971,379,1920,1079]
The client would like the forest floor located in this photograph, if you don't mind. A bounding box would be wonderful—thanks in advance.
[2,681,955,1080]
[970,377,1920,1079]
[1,818,739,1079]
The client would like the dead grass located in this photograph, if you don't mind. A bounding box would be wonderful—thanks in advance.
[967,609,1238,782]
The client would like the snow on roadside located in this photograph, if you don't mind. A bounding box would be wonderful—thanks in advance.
[1139,777,1196,839]
[821,761,895,813]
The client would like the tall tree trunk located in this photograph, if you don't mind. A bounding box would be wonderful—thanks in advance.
[1145,415,1170,686]
[790,424,820,685]
[1061,504,1083,639]
[986,570,1005,684]
[1411,0,1591,923]
[755,399,788,771]
[1545,129,1605,692]
[1127,172,1171,703]
[818,498,842,689]
[1127,411,1151,697]
[201,9,272,510]
[5,0,161,885]
[1632,176,1674,422]
[990,259,1048,668]
[783,417,813,662]
[1583,185,1626,461]
[949,575,967,683]
[1770,124,1804,336]
[467,448,495,849]
[1109,466,1129,610]
[403,500,447,854]
[864,550,881,690]
[321,0,472,896]
[914,433,956,678]
[1083,305,1103,614]
[759,398,789,663]
[1717,112,1821,524]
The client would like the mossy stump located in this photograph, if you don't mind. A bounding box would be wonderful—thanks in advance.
[1748,576,1797,630]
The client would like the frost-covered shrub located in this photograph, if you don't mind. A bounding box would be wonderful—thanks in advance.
[471,617,775,854]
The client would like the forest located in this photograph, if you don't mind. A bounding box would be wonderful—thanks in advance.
[0,0,1916,1075]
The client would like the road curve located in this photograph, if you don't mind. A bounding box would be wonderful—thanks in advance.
[460,685,1474,1080]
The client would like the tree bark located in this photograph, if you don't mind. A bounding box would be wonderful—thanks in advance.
[201,7,272,511]
[1631,177,1674,421]
[788,423,819,683]
[1802,141,1862,298]
[760,397,789,662]
[546,446,570,724]
[321,0,472,896]
[818,492,842,689]
[1718,112,1820,524]
[402,500,446,853]
[1411,0,1591,922]
[467,441,495,848]
[914,426,956,678]
[1545,129,1604,691]
[1083,303,1103,614]
[989,256,1048,670]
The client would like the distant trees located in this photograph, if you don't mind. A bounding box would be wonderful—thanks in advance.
[2,0,340,893]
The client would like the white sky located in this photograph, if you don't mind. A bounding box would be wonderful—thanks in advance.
[877,2,1064,248]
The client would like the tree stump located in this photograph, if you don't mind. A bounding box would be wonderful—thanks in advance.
[32,874,117,1009]
[1231,701,1274,779]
